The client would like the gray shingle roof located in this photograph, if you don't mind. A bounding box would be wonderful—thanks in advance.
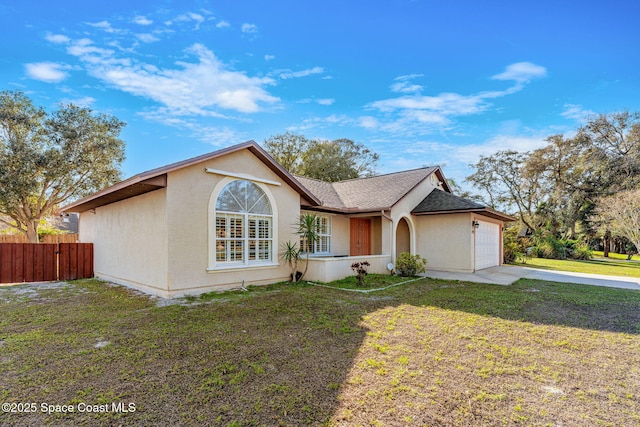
[296,167,439,211]
[412,189,516,221]
[412,189,486,213]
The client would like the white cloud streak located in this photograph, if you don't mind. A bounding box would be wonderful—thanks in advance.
[561,103,596,122]
[24,62,70,83]
[65,38,279,115]
[278,66,324,79]
[45,33,70,44]
[241,23,257,33]
[133,16,153,25]
[366,62,548,136]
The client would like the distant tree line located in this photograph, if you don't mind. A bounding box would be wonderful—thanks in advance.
[466,111,640,259]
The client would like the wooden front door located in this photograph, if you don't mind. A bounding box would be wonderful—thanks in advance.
[350,218,371,256]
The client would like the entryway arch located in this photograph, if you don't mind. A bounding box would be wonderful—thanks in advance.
[395,216,412,257]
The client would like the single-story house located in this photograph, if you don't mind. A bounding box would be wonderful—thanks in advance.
[62,140,514,298]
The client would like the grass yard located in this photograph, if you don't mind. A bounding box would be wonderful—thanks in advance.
[1,277,639,426]
[518,252,640,278]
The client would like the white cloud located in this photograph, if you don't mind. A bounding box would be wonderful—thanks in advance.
[86,20,123,34]
[60,96,95,107]
[278,66,324,79]
[358,116,379,129]
[45,33,70,44]
[390,74,424,94]
[216,20,230,29]
[136,33,160,43]
[366,62,548,136]
[167,12,206,29]
[141,112,244,146]
[67,39,279,115]
[241,23,257,33]
[67,39,115,62]
[264,54,275,61]
[317,98,335,106]
[24,62,70,83]
[561,103,596,122]
[492,62,547,83]
[133,16,153,25]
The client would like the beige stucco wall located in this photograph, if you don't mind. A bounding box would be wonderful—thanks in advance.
[305,255,392,283]
[163,149,301,296]
[389,178,441,260]
[328,214,350,256]
[414,212,475,272]
[78,188,170,295]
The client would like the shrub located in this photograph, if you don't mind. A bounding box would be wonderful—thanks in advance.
[351,261,370,286]
[568,240,592,260]
[395,252,426,277]
[532,233,567,259]
[503,226,525,264]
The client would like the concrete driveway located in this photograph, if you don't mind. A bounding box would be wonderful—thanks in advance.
[423,265,640,291]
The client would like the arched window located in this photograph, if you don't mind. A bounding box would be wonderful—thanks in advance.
[214,180,273,266]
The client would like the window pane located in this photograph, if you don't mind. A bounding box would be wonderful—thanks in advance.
[258,241,271,261]
[214,180,273,265]
[216,180,272,214]
[230,241,243,262]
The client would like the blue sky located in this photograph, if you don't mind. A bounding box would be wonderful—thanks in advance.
[2,0,639,187]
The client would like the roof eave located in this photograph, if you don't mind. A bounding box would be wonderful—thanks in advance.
[412,207,516,222]
[62,140,321,213]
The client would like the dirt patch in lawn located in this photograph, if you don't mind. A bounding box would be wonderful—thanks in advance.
[1,278,639,426]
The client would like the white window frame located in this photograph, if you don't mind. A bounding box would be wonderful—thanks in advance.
[300,213,332,255]
[208,177,278,270]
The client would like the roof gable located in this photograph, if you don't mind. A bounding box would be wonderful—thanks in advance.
[296,167,450,212]
[63,140,320,212]
[412,189,516,222]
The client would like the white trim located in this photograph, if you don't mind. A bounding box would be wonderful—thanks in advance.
[208,178,279,269]
[206,262,279,272]
[205,168,282,186]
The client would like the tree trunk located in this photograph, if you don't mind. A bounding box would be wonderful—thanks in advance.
[568,222,576,240]
[603,229,610,257]
[26,220,39,243]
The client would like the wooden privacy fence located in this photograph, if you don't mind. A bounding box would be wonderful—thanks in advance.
[0,243,93,283]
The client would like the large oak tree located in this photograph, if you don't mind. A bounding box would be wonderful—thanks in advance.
[263,132,379,182]
[0,91,125,242]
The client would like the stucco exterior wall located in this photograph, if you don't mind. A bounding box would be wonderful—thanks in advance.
[329,214,350,256]
[414,212,475,272]
[389,178,441,259]
[305,255,391,283]
[78,188,169,295]
[163,149,301,296]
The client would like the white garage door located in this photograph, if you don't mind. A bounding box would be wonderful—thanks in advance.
[475,220,500,270]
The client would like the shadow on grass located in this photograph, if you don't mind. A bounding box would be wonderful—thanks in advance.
[1,277,639,426]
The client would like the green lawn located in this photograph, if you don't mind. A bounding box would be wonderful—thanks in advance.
[518,252,640,278]
[1,277,639,426]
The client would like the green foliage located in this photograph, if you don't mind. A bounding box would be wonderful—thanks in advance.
[0,91,125,242]
[395,252,426,277]
[295,213,320,281]
[502,226,526,264]
[263,133,379,182]
[280,241,301,282]
[466,111,640,249]
[568,240,593,260]
[529,232,592,260]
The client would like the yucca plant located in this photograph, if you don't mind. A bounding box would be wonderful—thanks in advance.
[281,241,301,282]
[296,213,319,281]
